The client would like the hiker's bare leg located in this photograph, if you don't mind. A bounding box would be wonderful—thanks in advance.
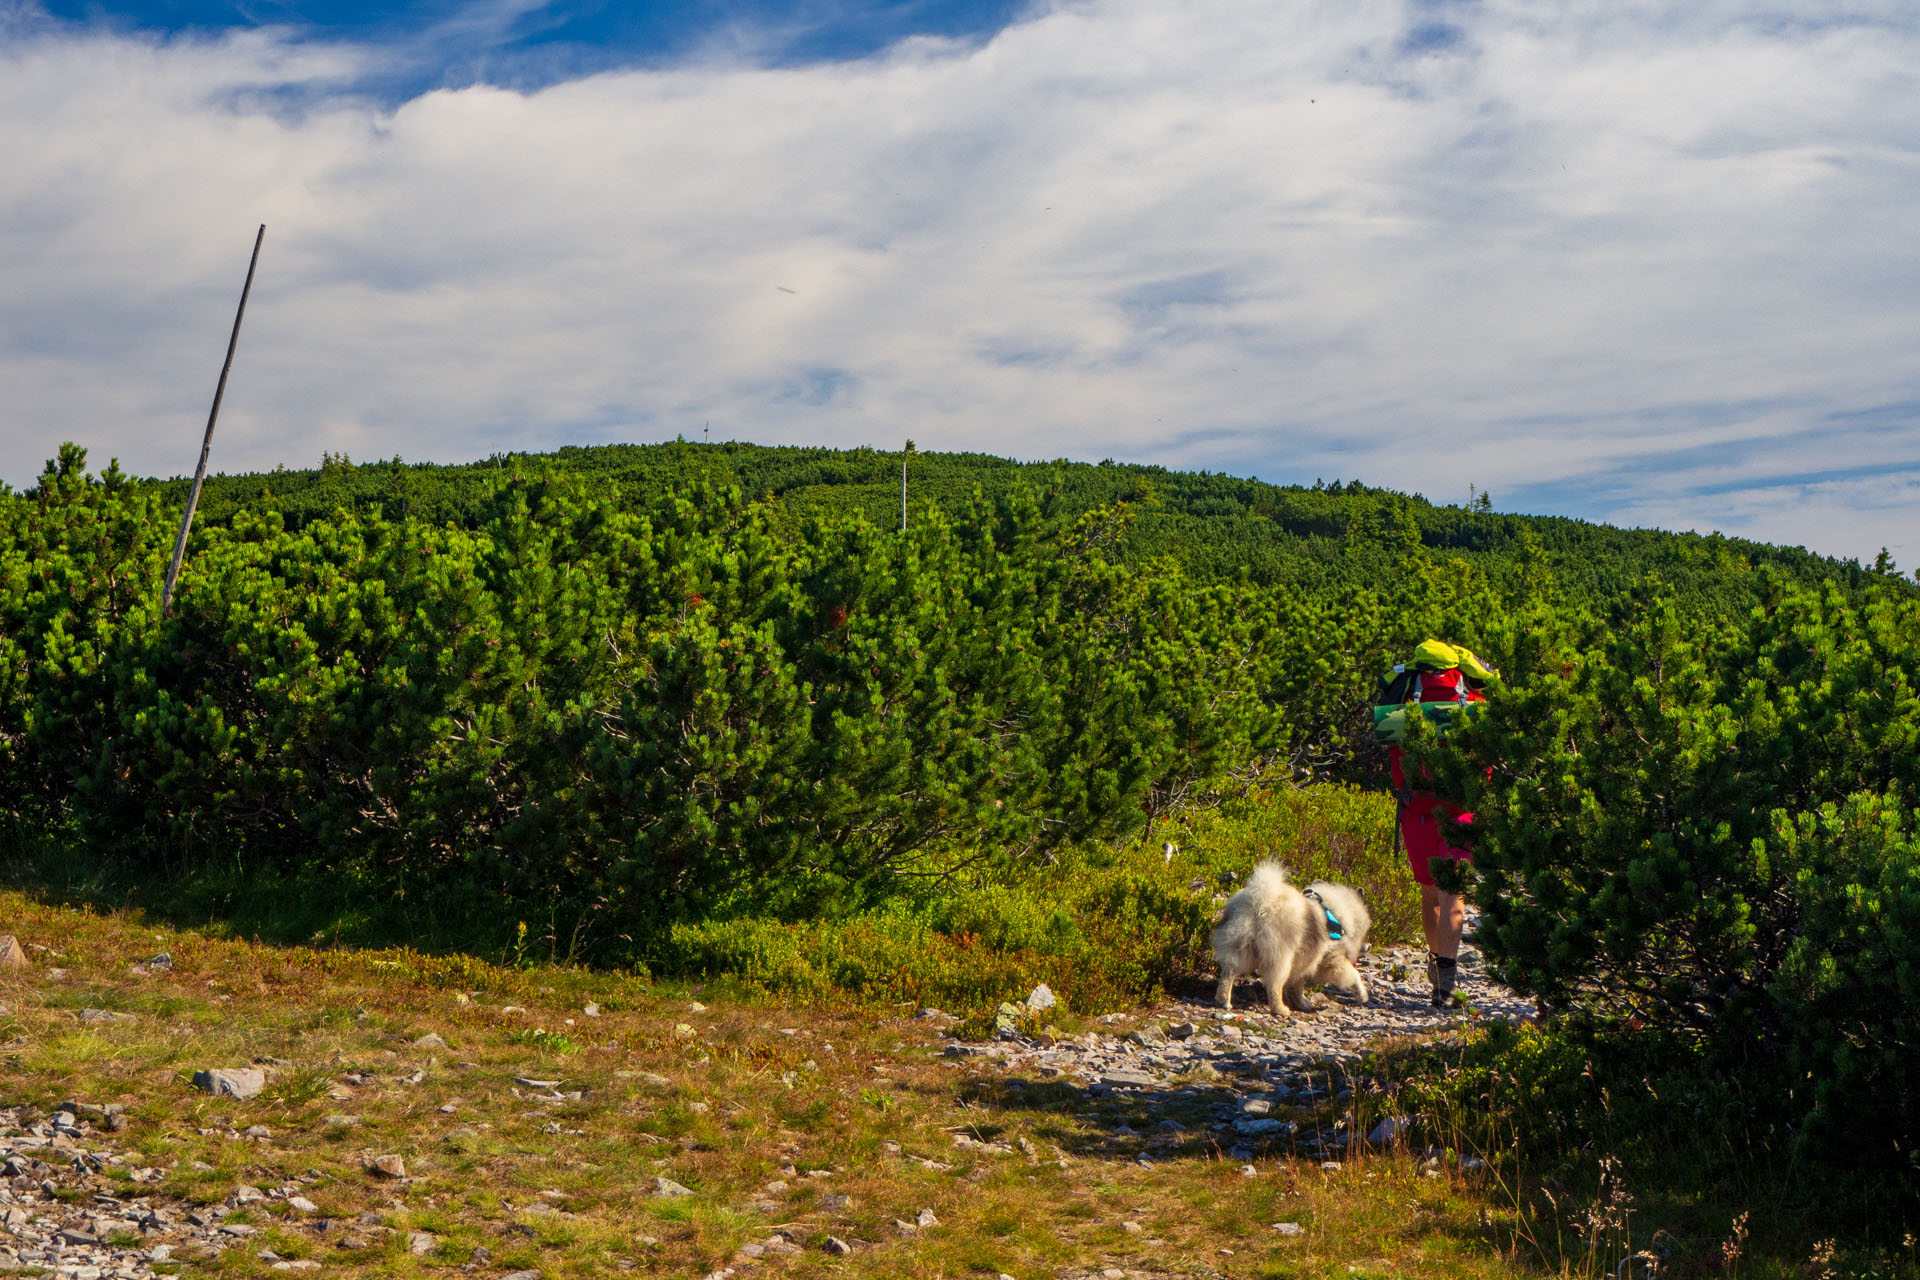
[1420,884,1463,960]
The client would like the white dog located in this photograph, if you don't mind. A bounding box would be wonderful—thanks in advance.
[1210,862,1371,1016]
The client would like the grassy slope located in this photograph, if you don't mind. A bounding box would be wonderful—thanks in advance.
[1,880,1891,1279]
[0,890,1609,1280]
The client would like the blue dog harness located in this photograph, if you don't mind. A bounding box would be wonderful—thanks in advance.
[1301,887,1344,941]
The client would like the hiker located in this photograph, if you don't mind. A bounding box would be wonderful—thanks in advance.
[1373,640,1497,1007]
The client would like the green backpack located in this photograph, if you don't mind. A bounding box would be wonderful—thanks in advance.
[1371,640,1498,744]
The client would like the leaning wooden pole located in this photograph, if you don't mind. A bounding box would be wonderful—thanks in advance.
[160,223,265,616]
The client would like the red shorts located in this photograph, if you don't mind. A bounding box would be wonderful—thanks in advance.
[1390,746,1474,887]
[1399,791,1474,887]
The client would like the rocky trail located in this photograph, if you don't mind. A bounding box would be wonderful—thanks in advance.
[932,928,1536,1166]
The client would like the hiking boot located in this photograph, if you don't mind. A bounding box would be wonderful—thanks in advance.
[1427,954,1458,1007]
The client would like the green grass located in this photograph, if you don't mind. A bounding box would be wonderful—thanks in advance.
[662,782,1412,1013]
[0,785,1909,1277]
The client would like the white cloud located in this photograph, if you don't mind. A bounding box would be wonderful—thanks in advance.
[1,0,1917,559]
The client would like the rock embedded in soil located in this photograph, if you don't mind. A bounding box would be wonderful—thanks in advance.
[0,936,28,971]
[193,1067,266,1098]
[368,1154,407,1178]
[653,1176,695,1198]
[79,1007,139,1024]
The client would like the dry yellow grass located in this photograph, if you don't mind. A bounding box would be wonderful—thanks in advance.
[0,892,1575,1279]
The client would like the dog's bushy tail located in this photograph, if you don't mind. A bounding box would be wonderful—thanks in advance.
[1245,861,1292,898]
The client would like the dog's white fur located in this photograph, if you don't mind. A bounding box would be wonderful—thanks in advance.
[1210,862,1371,1015]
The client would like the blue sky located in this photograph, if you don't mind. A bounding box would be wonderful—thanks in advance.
[3,0,1918,561]
[33,0,1031,96]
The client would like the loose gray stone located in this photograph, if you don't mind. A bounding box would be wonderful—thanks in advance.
[194,1068,266,1099]
[1101,1069,1158,1088]
[413,1034,447,1049]
[1025,984,1056,1012]
[823,1236,851,1256]
[653,1176,695,1198]
[79,1008,138,1025]
[1273,1221,1304,1236]
[1233,1117,1289,1135]
[1367,1116,1408,1145]
[916,1207,938,1229]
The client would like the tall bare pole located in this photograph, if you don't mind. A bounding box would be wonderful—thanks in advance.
[160,224,265,615]
[900,439,915,532]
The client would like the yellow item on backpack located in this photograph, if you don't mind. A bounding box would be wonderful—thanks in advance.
[1407,639,1499,681]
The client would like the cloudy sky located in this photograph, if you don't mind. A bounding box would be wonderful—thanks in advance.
[2,0,1916,560]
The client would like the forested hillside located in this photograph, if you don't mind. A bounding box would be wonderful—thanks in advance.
[155,439,1869,613]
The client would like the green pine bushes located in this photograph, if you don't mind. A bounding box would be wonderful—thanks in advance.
[1,450,1374,957]
[1426,576,1920,1167]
